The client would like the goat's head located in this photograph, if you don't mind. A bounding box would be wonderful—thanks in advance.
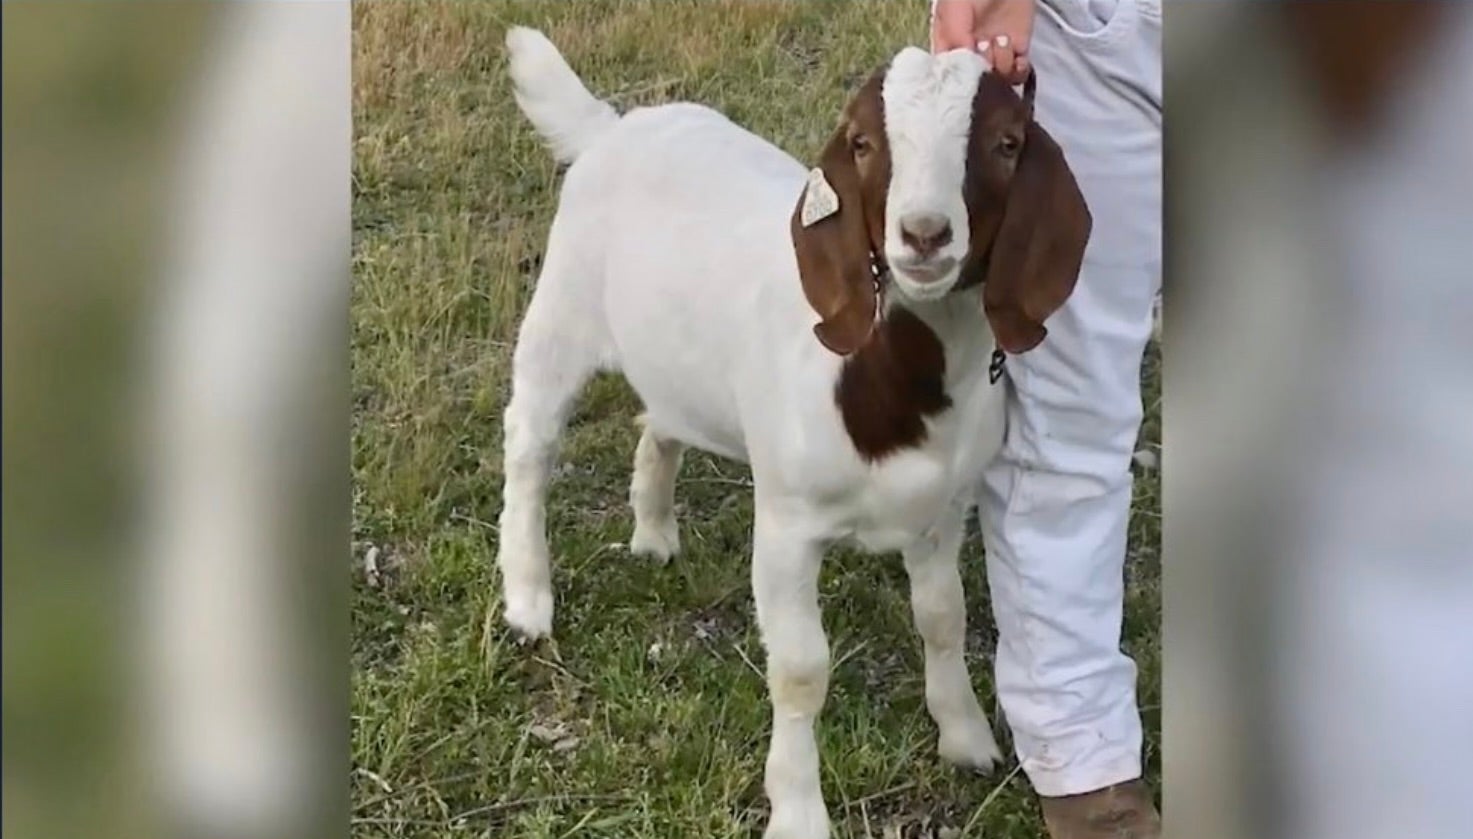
[791,47,1092,356]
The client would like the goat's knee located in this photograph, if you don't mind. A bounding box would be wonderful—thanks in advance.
[628,420,683,562]
[767,643,830,717]
[910,583,966,652]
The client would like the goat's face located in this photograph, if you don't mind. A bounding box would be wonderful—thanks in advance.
[792,47,1092,356]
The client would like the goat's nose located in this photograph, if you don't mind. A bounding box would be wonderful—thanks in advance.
[899,212,953,258]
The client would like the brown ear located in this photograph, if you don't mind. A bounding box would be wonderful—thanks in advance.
[791,121,878,356]
[982,113,1092,354]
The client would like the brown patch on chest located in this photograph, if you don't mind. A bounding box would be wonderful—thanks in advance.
[834,307,952,462]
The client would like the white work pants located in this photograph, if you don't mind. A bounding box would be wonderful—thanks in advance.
[932,0,1163,797]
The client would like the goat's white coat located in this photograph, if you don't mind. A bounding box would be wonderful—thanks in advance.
[881,48,985,297]
[499,28,1005,838]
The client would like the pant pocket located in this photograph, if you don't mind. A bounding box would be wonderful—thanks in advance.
[1040,0,1136,46]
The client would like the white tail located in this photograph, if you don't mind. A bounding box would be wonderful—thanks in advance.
[505,27,620,165]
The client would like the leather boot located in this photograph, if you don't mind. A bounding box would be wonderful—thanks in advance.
[1039,779,1161,839]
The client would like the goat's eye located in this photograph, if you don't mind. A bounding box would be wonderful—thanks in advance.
[851,134,873,156]
[998,135,1022,157]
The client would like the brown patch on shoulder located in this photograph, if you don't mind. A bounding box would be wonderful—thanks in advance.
[835,308,951,462]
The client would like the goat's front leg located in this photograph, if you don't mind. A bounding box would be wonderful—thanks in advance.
[903,505,1002,772]
[752,509,831,839]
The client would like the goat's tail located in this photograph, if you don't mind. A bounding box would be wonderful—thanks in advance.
[505,27,620,165]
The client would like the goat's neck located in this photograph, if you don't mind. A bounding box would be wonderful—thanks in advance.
[883,289,993,385]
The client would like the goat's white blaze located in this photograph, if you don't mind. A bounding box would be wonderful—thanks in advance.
[881,48,988,300]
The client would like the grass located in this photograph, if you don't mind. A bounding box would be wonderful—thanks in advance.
[351,2,1161,836]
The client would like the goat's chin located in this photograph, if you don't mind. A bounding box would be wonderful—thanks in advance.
[890,269,960,303]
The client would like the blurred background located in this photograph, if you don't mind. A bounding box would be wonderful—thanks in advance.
[2,2,1469,838]
[1166,3,1473,838]
[4,3,348,839]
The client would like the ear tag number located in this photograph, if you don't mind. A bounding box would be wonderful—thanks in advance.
[800,167,840,227]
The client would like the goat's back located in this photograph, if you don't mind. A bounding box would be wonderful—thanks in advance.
[537,102,822,461]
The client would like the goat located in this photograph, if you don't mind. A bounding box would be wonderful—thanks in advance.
[498,26,1090,839]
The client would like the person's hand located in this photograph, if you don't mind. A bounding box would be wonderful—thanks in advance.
[931,0,1035,85]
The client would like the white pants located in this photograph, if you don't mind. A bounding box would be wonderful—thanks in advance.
[931,0,1163,797]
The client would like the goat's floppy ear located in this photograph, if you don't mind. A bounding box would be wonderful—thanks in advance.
[791,122,877,356]
[982,90,1092,354]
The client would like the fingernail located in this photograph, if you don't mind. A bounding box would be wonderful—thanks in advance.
[995,34,1010,48]
[975,39,990,53]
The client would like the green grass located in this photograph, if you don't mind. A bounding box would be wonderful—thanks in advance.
[352,2,1161,836]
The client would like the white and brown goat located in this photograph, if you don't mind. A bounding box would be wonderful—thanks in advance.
[497,27,1089,839]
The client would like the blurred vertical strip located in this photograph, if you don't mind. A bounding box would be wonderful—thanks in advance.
[1166,3,1473,839]
[3,3,350,839]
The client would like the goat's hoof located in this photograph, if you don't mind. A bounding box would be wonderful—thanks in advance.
[503,586,553,641]
[763,799,830,839]
[938,722,1003,774]
[629,518,679,564]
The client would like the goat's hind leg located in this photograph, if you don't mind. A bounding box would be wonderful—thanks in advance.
[496,276,601,641]
[628,417,684,563]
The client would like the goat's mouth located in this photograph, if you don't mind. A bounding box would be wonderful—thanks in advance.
[889,256,960,300]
